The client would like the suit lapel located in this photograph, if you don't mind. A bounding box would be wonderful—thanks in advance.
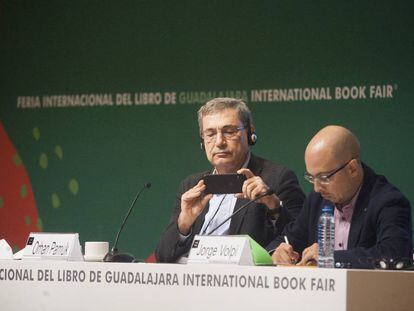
[347,164,372,248]
[229,198,250,233]
[192,170,214,235]
[229,154,263,234]
[347,199,367,249]
[194,201,210,235]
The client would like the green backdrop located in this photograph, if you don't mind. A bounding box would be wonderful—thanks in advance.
[1,1,413,258]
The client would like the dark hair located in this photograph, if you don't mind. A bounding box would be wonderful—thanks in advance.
[197,97,253,135]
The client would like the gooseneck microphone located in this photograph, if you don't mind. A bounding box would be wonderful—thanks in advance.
[206,189,275,236]
[103,182,151,262]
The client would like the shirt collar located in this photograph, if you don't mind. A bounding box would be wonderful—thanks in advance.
[335,186,361,219]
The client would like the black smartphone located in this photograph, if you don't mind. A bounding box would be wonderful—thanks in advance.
[203,174,247,194]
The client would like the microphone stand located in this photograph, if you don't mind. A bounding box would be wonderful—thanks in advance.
[206,189,274,236]
[103,182,151,262]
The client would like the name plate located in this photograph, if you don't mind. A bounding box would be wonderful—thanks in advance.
[187,235,272,266]
[22,232,84,261]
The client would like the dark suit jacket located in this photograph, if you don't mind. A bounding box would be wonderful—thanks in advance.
[266,164,413,269]
[155,154,305,263]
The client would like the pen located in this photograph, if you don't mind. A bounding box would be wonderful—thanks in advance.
[284,235,297,264]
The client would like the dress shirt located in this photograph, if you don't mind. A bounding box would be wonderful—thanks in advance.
[334,189,360,250]
[199,193,237,235]
[179,153,251,240]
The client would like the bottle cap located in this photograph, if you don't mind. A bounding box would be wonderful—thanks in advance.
[322,205,334,213]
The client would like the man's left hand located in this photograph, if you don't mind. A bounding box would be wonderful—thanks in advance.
[297,243,318,266]
[236,168,281,211]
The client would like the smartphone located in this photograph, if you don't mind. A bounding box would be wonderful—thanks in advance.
[203,174,247,194]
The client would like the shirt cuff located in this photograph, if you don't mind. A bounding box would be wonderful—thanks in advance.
[269,200,283,214]
[177,224,192,243]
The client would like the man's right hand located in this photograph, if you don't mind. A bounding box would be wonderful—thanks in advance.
[177,180,213,235]
[271,242,299,265]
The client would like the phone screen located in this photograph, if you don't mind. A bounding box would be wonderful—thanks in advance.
[203,174,247,194]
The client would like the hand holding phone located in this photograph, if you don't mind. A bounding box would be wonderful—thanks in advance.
[236,168,280,210]
[203,174,247,194]
[178,180,213,234]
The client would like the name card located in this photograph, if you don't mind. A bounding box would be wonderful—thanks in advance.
[22,232,84,261]
[0,239,13,259]
[187,235,272,266]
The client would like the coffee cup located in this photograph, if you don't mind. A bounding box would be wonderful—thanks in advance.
[84,241,109,262]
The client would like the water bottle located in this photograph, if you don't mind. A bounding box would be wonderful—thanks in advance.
[318,205,335,268]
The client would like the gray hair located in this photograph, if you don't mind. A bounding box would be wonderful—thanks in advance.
[197,97,254,135]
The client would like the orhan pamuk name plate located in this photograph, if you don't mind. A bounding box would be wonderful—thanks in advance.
[187,235,272,266]
[22,232,84,261]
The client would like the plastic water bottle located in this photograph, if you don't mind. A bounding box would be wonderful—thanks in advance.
[318,205,335,268]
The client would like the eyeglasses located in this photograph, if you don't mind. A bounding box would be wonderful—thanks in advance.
[202,125,246,143]
[304,159,354,185]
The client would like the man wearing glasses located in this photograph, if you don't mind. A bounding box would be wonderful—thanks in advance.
[268,125,412,268]
[155,97,305,263]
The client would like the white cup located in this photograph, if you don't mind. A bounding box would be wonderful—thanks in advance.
[84,241,109,262]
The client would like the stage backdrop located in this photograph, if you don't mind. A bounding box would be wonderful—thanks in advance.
[1,1,413,259]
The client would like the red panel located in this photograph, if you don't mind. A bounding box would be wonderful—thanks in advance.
[0,122,40,250]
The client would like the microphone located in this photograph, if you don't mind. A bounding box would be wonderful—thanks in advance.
[206,189,274,236]
[103,182,151,262]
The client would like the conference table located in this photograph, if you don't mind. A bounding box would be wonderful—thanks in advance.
[1,260,413,311]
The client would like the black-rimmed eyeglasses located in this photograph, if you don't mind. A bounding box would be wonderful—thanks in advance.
[304,159,354,185]
[202,125,246,143]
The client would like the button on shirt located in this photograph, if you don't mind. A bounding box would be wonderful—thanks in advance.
[334,189,360,251]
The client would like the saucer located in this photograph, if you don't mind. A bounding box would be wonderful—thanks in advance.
[84,254,105,262]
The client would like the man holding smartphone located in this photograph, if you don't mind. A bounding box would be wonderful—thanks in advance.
[155,97,305,263]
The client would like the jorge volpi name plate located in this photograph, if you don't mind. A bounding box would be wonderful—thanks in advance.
[187,235,271,266]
